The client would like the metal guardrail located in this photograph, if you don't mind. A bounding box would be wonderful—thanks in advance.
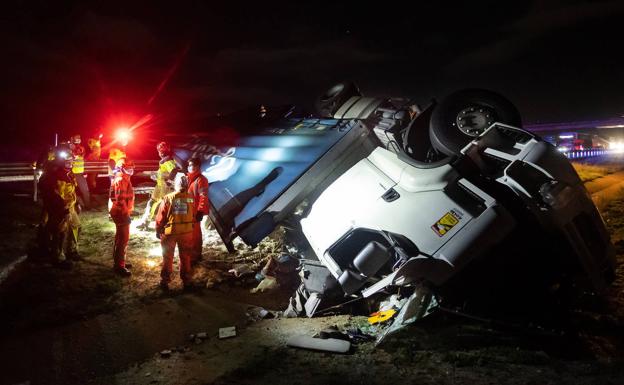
[0,160,160,202]
[0,160,160,177]
[561,149,611,159]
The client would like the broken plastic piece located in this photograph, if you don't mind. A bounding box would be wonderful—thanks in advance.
[287,335,351,353]
[219,326,237,339]
[367,309,397,325]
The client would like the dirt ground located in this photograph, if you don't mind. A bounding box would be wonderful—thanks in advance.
[1,169,624,384]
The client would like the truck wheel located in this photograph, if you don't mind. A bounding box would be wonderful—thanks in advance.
[429,89,522,156]
[315,81,361,118]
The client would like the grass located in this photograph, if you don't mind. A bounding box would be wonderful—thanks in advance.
[573,163,615,182]
[572,154,624,182]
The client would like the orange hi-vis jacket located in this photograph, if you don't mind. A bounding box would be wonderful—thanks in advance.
[188,171,209,215]
[109,172,135,218]
[156,191,196,235]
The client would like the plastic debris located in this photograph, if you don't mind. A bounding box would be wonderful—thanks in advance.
[287,335,351,353]
[250,275,278,293]
[160,349,172,358]
[346,328,375,344]
[317,326,350,341]
[219,326,237,339]
[246,306,271,322]
[228,264,254,278]
[368,309,397,325]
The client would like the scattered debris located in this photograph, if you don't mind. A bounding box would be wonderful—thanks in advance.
[286,335,351,354]
[317,326,350,341]
[204,269,226,288]
[228,264,255,278]
[159,349,172,358]
[345,328,375,344]
[250,275,278,293]
[368,309,397,325]
[245,306,271,322]
[219,326,237,339]
[189,331,209,345]
[378,294,407,312]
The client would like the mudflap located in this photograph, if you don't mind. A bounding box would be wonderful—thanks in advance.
[376,284,438,346]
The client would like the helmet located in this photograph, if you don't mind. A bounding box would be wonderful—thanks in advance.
[174,174,189,191]
[71,134,81,144]
[87,138,101,149]
[156,142,171,156]
[109,148,126,162]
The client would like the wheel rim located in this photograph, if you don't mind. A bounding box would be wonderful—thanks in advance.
[455,105,496,137]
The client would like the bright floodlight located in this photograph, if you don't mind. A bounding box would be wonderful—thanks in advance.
[116,128,131,146]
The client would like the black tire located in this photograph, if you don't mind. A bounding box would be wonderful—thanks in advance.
[429,89,522,156]
[315,81,361,118]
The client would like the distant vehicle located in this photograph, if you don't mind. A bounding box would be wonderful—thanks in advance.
[177,84,615,337]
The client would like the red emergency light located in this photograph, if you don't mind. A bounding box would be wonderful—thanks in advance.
[115,128,132,146]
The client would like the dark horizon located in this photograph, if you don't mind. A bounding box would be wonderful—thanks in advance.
[3,1,624,159]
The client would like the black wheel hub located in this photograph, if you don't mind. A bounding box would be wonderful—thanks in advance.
[455,106,496,137]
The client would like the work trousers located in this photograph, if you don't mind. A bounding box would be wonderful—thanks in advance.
[191,220,203,263]
[113,220,130,268]
[140,198,161,225]
[45,213,68,263]
[86,172,97,191]
[160,232,193,284]
[45,210,78,262]
[74,173,90,208]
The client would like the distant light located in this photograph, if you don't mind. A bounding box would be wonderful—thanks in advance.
[58,151,68,159]
[559,134,574,139]
[557,146,568,152]
[145,259,158,268]
[609,141,624,153]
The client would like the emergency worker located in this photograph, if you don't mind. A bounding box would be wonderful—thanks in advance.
[138,141,180,229]
[70,134,90,209]
[186,157,209,265]
[109,158,135,277]
[38,155,80,266]
[86,137,102,191]
[155,174,195,290]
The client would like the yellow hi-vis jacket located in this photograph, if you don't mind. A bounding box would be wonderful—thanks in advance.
[152,157,178,200]
[155,191,195,235]
[72,154,84,174]
[57,172,80,229]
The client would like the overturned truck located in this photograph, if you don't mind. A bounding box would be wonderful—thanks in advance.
[178,84,615,334]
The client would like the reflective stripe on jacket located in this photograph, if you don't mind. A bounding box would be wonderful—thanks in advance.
[155,191,195,235]
[72,155,85,174]
[188,171,209,215]
[109,173,135,218]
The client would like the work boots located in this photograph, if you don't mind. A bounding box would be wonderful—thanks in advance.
[114,266,132,277]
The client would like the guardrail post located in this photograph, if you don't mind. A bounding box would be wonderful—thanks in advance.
[32,163,38,202]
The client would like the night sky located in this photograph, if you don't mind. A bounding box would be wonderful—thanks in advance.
[2,0,624,158]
